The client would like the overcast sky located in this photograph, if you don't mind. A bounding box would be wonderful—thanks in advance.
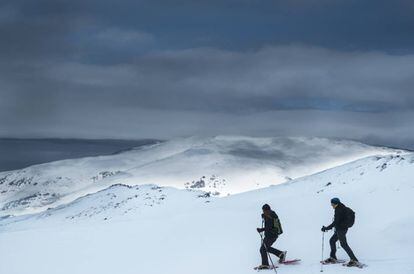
[1,0,414,149]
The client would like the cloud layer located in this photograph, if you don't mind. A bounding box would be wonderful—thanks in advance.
[0,0,413,149]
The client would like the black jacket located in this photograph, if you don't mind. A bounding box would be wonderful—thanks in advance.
[261,210,283,238]
[327,203,348,230]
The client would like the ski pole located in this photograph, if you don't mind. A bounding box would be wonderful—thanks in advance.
[320,231,325,272]
[259,231,278,274]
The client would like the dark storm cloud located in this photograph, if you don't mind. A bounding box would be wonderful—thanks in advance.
[32,47,414,114]
[1,0,414,62]
[0,0,413,149]
[1,46,414,147]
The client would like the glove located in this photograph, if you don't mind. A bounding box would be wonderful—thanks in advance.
[257,228,264,233]
[262,213,270,219]
[321,226,327,232]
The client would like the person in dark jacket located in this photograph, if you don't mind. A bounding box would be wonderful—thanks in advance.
[256,204,286,269]
[322,198,359,266]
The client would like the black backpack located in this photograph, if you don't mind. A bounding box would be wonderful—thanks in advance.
[344,207,355,228]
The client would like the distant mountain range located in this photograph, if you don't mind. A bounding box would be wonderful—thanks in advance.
[0,136,407,216]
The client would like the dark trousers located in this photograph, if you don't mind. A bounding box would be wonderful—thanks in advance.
[260,236,282,266]
[329,229,358,261]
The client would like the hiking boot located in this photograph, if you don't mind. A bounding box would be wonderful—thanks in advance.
[345,260,359,267]
[279,251,287,263]
[323,257,337,264]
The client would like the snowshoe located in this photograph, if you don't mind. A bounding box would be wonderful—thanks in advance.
[281,259,301,265]
[254,265,277,270]
[321,258,345,264]
[343,260,366,268]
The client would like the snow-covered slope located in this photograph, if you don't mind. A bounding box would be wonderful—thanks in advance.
[1,153,413,274]
[0,184,212,229]
[0,136,406,216]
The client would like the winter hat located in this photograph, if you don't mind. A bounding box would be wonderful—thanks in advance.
[331,198,340,205]
[262,204,271,210]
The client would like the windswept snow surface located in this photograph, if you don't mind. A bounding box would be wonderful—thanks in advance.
[0,136,406,216]
[1,153,413,274]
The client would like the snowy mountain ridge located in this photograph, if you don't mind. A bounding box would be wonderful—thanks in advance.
[0,136,406,216]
